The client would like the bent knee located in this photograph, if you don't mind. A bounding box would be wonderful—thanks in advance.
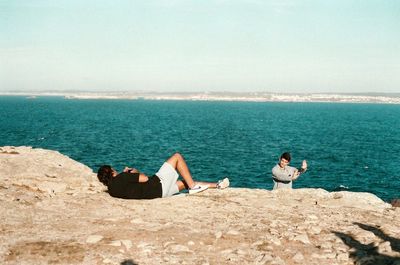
[166,152,183,165]
[173,152,183,160]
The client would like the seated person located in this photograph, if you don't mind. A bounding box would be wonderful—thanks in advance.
[97,152,229,199]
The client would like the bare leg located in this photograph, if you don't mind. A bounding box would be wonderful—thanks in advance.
[166,153,196,189]
[196,181,217,188]
[166,153,218,190]
[167,153,222,191]
[176,180,218,191]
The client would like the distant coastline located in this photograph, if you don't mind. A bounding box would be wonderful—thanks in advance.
[1,91,400,104]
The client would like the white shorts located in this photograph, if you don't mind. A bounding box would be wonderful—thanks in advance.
[155,162,180,197]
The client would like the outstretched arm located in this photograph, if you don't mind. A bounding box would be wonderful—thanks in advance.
[292,160,307,180]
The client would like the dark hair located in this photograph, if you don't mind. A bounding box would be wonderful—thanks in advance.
[97,165,113,186]
[280,152,291,162]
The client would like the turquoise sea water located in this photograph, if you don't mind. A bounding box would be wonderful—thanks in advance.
[0,96,399,201]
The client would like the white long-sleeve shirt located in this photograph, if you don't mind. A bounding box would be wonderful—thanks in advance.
[271,164,297,189]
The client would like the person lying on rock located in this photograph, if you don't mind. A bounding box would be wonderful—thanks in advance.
[272,152,307,190]
[97,152,230,199]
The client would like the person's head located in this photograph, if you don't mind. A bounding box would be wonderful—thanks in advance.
[279,152,291,167]
[97,165,115,186]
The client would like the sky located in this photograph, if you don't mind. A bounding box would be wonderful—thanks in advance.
[0,0,399,93]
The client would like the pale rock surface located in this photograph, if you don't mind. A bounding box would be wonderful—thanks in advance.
[0,146,399,265]
[86,235,104,244]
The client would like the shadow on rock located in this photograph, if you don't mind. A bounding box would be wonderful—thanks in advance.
[354,222,400,253]
[332,222,400,265]
[121,259,138,265]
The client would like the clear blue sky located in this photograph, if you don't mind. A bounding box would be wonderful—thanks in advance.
[1,0,399,93]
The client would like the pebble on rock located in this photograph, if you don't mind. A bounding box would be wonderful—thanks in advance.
[86,235,103,244]
[121,240,132,250]
[292,252,304,263]
[227,230,240,236]
[168,244,191,254]
[215,231,223,239]
[293,234,311,244]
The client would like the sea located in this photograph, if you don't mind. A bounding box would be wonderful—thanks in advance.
[0,96,399,202]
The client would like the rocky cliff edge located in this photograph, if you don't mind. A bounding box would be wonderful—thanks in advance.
[0,146,399,265]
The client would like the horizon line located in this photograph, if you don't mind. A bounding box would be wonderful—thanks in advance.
[1,90,400,96]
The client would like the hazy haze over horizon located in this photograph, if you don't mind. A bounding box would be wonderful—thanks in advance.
[1,0,399,93]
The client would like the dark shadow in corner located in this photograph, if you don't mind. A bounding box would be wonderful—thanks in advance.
[121,259,138,265]
[354,222,400,253]
[332,222,400,265]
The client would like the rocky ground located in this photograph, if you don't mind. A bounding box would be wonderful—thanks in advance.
[0,146,399,265]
